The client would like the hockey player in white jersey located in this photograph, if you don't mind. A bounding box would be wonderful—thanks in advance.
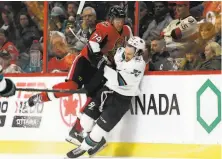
[65,36,146,158]
[162,1,198,58]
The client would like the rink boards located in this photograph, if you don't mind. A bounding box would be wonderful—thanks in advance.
[0,74,221,159]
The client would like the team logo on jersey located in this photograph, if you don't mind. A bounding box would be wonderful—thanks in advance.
[131,69,142,77]
[60,94,83,127]
[117,72,127,86]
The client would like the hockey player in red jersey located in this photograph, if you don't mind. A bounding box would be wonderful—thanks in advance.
[28,6,132,145]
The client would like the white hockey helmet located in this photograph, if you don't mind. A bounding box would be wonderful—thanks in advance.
[127,36,146,56]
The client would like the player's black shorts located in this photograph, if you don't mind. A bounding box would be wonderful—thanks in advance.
[67,55,98,88]
[84,86,132,132]
[66,55,106,97]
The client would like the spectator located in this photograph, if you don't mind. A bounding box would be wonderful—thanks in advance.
[0,49,22,73]
[62,15,75,34]
[180,53,201,70]
[142,1,172,44]
[214,15,221,45]
[196,41,221,70]
[49,6,66,32]
[24,2,44,31]
[168,1,177,19]
[195,22,216,54]
[149,39,176,71]
[0,28,19,63]
[81,7,97,34]
[66,2,78,17]
[16,52,30,73]
[137,2,153,37]
[16,12,41,53]
[162,1,198,58]
[65,6,97,46]
[190,4,204,22]
[1,8,17,44]
[48,32,76,73]
[61,2,78,34]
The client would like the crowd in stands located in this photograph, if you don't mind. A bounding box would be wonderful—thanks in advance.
[0,1,43,73]
[0,1,221,73]
[140,1,221,71]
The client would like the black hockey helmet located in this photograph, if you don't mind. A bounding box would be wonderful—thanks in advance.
[108,5,126,19]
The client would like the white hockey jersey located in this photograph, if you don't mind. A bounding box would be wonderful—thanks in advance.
[104,47,145,96]
[163,15,198,57]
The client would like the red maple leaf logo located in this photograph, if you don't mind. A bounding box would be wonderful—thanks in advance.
[63,96,78,116]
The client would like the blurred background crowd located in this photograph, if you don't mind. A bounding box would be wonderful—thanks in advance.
[0,1,43,73]
[0,1,221,73]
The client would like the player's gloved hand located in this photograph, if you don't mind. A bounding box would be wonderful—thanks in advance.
[28,94,42,107]
[0,77,16,97]
[84,55,108,97]
[96,56,107,70]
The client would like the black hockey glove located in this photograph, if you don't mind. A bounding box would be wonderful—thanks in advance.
[96,56,107,70]
[0,78,16,97]
[84,61,107,97]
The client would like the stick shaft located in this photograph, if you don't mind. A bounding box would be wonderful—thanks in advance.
[77,1,85,15]
[15,88,87,94]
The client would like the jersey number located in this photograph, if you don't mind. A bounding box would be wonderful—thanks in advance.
[181,23,188,30]
[92,33,102,42]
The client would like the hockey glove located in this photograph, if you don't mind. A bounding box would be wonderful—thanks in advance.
[84,56,107,97]
[0,78,16,97]
[28,94,42,107]
[96,56,108,70]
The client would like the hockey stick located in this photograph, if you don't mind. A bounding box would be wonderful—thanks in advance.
[69,27,87,45]
[69,28,110,66]
[15,88,87,94]
[77,1,85,15]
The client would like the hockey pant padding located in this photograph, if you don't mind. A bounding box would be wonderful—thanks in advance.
[95,91,131,132]
[84,87,132,132]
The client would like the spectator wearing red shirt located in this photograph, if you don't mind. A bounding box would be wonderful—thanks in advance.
[0,28,19,63]
[48,32,76,73]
